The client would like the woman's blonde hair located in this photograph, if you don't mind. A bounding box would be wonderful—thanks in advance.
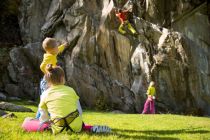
[45,64,65,85]
[149,81,155,87]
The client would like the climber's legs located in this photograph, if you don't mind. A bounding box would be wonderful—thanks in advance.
[127,22,137,34]
[118,23,126,34]
[118,21,137,35]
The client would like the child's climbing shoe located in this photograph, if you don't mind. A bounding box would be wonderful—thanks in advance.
[91,125,111,133]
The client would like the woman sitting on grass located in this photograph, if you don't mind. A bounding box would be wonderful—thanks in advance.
[22,65,111,134]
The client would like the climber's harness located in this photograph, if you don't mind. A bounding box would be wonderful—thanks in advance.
[52,110,80,133]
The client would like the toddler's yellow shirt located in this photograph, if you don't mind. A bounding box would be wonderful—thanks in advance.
[40,45,65,74]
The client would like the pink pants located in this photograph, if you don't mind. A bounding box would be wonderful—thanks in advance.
[82,123,93,131]
[21,118,50,132]
[142,98,155,114]
[22,117,93,132]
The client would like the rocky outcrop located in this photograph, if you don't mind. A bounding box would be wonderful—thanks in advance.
[0,0,209,115]
[0,102,33,112]
[0,110,7,116]
[6,43,43,99]
[2,113,17,118]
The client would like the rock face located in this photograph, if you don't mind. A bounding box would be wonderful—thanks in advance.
[0,0,22,45]
[172,2,210,115]
[143,0,206,27]
[8,43,42,99]
[0,92,7,101]
[0,0,209,115]
[18,0,51,44]
[0,0,22,96]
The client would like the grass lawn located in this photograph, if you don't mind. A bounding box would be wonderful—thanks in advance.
[0,102,210,140]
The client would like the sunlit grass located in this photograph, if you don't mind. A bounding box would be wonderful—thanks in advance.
[0,102,210,140]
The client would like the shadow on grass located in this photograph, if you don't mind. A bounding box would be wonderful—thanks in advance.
[19,124,210,140]
[112,127,210,135]
[113,134,179,140]
[107,128,210,139]
[82,131,179,140]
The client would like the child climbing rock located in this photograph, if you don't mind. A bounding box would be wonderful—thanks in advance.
[142,81,156,114]
[115,7,137,35]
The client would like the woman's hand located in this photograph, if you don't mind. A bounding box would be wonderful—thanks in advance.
[148,95,152,101]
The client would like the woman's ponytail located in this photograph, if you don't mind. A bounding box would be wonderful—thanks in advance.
[45,64,65,85]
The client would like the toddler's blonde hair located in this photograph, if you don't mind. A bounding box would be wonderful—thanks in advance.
[42,37,57,52]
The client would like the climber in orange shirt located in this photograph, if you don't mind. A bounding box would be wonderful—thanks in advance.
[115,7,137,35]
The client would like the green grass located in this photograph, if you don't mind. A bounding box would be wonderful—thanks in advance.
[0,102,210,140]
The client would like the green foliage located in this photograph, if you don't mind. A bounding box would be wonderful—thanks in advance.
[0,102,210,140]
